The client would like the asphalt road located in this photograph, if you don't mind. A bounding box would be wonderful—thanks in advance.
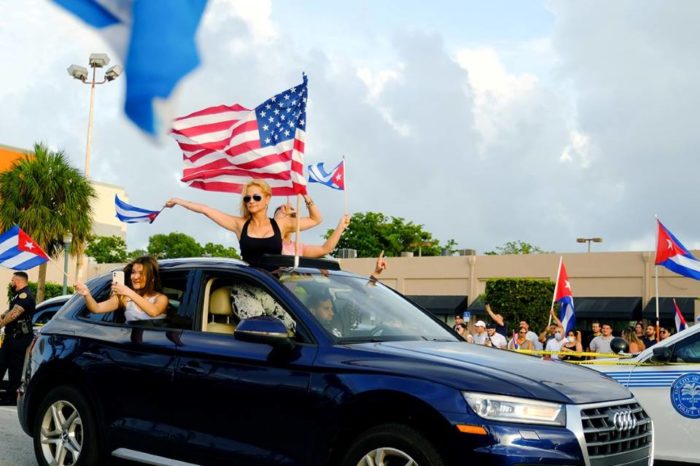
[0,405,34,466]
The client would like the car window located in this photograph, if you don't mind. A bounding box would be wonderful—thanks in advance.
[201,275,297,336]
[79,270,192,329]
[33,305,62,325]
[673,332,700,363]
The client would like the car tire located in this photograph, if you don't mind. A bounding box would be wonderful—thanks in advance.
[340,423,446,466]
[32,385,101,466]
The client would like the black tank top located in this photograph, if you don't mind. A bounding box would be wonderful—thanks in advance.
[240,217,282,268]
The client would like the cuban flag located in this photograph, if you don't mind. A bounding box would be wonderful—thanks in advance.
[655,220,700,280]
[308,160,345,190]
[673,298,688,333]
[53,0,208,136]
[0,226,50,270]
[555,260,576,334]
[115,195,161,224]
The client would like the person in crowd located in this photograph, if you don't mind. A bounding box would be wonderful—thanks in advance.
[559,329,584,361]
[519,320,542,350]
[544,325,565,360]
[455,323,474,343]
[642,324,657,348]
[274,204,350,257]
[307,291,342,337]
[539,322,559,347]
[0,272,36,404]
[634,321,645,339]
[165,180,321,269]
[508,326,535,351]
[75,256,168,323]
[472,320,489,345]
[484,303,507,337]
[453,313,466,332]
[622,327,646,354]
[589,322,615,358]
[586,321,602,351]
[485,323,507,349]
[659,326,672,341]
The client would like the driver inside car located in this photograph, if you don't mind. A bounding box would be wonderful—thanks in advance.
[307,291,343,337]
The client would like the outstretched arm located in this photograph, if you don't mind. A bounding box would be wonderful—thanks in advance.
[279,195,322,235]
[549,308,563,327]
[484,304,504,326]
[165,198,244,236]
[75,281,120,314]
[301,214,350,258]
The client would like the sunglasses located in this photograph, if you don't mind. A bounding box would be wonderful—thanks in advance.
[660,330,668,334]
[243,194,263,203]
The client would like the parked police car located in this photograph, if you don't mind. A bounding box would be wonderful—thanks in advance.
[591,323,700,464]
[19,258,654,466]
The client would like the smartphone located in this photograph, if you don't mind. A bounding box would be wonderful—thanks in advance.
[112,271,125,286]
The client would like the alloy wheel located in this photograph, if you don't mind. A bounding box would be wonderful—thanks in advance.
[357,446,419,466]
[38,399,83,466]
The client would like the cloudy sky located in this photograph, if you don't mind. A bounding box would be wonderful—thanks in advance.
[2,0,699,255]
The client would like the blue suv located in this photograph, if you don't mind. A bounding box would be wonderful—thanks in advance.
[18,258,653,466]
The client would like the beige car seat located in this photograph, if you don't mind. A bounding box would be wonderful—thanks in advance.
[207,286,235,334]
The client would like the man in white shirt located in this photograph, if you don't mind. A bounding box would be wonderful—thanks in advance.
[485,323,507,348]
[544,326,564,359]
[472,320,489,345]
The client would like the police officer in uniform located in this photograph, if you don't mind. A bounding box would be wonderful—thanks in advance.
[0,271,35,404]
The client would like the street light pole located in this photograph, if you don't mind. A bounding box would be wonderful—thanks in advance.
[67,53,122,179]
[62,234,73,295]
[576,237,603,253]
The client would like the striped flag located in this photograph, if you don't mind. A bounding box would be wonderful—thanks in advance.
[0,226,49,270]
[555,260,576,334]
[53,0,208,136]
[115,195,161,224]
[170,76,308,195]
[655,219,700,280]
[308,160,345,190]
[673,298,688,333]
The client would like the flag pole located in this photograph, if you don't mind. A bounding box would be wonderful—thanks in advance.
[342,155,348,214]
[548,256,563,327]
[293,194,301,269]
[654,216,660,341]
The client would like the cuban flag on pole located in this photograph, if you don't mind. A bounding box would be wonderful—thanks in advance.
[308,160,345,190]
[673,298,688,333]
[555,260,576,334]
[655,220,700,280]
[53,0,208,136]
[115,195,161,224]
[0,226,50,270]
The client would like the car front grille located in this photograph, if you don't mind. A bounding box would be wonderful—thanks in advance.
[580,401,652,466]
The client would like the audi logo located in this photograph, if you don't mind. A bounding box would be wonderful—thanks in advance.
[610,409,637,431]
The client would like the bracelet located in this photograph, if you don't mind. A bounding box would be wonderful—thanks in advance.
[306,200,314,207]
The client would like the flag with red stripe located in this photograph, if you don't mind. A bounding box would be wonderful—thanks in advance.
[171,76,308,195]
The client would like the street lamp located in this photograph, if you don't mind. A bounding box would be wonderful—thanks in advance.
[67,53,122,179]
[62,233,73,295]
[576,237,603,253]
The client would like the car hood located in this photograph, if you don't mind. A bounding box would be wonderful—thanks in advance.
[344,340,631,404]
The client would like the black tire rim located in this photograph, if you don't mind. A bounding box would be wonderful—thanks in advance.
[38,399,83,466]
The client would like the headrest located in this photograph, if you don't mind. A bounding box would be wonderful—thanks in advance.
[210,286,233,316]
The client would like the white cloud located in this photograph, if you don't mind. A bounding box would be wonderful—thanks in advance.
[560,130,592,167]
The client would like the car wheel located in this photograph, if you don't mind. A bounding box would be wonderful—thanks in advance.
[33,385,101,466]
[340,423,446,466]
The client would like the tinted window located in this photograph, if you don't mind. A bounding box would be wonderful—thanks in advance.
[674,332,700,363]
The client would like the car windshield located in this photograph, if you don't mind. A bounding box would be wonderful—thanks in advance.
[279,271,457,343]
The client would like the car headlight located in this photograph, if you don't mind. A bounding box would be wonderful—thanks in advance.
[462,392,566,426]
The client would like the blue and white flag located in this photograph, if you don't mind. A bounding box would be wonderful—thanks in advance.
[655,219,700,280]
[0,226,50,270]
[115,195,161,224]
[54,0,209,136]
[308,160,345,190]
[555,260,576,334]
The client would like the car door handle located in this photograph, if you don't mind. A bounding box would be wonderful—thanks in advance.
[179,362,207,375]
[82,351,105,361]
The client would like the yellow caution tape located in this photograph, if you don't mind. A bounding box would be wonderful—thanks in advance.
[508,348,700,366]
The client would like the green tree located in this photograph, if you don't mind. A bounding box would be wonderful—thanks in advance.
[484,278,555,333]
[0,143,95,302]
[86,235,128,263]
[147,232,203,258]
[485,240,545,255]
[127,248,148,259]
[202,242,241,259]
[327,211,451,258]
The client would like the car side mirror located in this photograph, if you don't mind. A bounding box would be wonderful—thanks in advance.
[234,316,294,349]
[652,346,671,362]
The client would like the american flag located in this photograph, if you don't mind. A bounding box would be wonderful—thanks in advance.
[171,76,308,195]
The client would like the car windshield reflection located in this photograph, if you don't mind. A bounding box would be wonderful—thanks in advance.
[279,272,457,343]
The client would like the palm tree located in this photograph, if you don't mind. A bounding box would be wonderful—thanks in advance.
[0,143,95,302]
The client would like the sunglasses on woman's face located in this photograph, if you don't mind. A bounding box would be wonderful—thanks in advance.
[243,194,263,203]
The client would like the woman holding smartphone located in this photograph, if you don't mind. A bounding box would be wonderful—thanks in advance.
[165,179,321,269]
[75,256,168,322]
